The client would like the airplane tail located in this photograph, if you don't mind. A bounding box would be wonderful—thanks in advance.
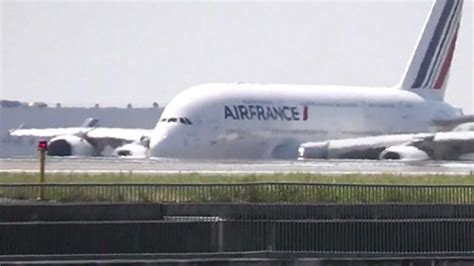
[399,0,463,101]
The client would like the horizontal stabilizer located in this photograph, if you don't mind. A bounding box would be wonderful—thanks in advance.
[433,115,474,127]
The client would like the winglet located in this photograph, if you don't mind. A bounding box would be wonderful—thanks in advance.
[9,123,24,134]
[80,118,99,128]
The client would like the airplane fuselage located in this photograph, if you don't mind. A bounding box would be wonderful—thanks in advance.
[148,84,460,159]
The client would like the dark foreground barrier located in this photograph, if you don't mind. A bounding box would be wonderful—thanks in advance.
[0,182,473,203]
[1,183,474,264]
[165,203,474,220]
[3,203,474,222]
[0,203,164,222]
[1,254,474,265]
[1,219,473,255]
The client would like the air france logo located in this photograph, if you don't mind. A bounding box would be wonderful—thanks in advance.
[224,105,308,121]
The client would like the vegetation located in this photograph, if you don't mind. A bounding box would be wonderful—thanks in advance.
[1,172,474,185]
[0,172,472,204]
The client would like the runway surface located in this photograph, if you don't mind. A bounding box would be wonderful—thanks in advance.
[0,157,473,175]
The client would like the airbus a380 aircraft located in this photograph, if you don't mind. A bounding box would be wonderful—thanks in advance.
[148,0,473,159]
[10,0,474,160]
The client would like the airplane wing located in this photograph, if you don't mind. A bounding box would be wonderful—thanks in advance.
[10,127,87,138]
[299,130,474,161]
[86,128,153,142]
[9,117,152,143]
[8,116,154,157]
[10,127,152,142]
[299,133,432,160]
[9,117,100,138]
[9,125,154,157]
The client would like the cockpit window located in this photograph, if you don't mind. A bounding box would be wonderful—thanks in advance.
[163,117,193,125]
[180,117,193,125]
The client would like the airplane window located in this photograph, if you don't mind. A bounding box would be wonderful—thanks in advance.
[168,118,177,122]
[184,118,193,125]
[160,118,167,122]
[179,118,187,124]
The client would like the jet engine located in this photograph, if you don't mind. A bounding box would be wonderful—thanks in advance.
[47,135,95,156]
[113,143,148,157]
[113,137,149,157]
[379,145,429,161]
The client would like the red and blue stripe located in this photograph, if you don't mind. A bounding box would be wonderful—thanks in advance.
[411,0,462,89]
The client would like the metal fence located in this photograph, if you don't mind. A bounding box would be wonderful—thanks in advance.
[0,183,473,204]
[1,219,473,255]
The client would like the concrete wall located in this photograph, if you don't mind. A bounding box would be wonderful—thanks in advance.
[0,106,163,157]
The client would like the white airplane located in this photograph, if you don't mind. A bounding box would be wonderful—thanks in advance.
[148,0,473,160]
[10,0,474,160]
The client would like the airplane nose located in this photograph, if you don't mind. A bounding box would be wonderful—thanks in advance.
[149,134,174,158]
[150,130,193,158]
[149,124,198,158]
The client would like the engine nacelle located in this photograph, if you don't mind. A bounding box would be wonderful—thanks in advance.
[379,145,429,161]
[113,143,148,157]
[48,135,95,156]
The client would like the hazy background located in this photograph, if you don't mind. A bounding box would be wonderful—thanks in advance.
[1,0,473,113]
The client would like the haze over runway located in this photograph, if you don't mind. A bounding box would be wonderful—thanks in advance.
[1,158,473,175]
[2,0,472,113]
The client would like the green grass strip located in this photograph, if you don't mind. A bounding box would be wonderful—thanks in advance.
[0,173,473,204]
[0,172,473,185]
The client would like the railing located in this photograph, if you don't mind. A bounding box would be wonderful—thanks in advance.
[0,183,473,204]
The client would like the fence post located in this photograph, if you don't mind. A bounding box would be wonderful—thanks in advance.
[37,140,48,200]
[217,219,224,252]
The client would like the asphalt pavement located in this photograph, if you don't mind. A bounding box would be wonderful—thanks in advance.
[0,157,473,175]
